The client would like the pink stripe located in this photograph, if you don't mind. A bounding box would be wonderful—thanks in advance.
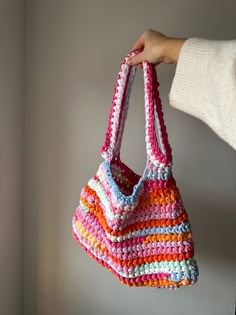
[73,210,193,258]
[74,208,147,246]
[84,176,185,231]
[72,227,190,290]
[73,229,180,287]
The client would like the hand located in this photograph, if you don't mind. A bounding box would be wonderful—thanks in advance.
[127,29,187,67]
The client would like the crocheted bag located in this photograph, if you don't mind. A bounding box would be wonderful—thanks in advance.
[72,51,199,289]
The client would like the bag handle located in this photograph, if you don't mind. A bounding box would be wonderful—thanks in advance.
[112,63,137,159]
[100,51,172,168]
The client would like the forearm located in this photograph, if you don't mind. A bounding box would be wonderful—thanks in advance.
[169,38,236,150]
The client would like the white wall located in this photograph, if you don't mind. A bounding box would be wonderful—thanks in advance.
[24,1,236,315]
[0,0,24,314]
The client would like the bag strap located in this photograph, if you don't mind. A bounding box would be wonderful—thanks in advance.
[100,51,172,169]
[112,64,137,158]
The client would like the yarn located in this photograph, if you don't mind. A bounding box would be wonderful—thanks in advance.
[72,51,199,288]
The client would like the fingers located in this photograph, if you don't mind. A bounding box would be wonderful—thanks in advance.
[127,51,145,66]
[128,33,146,67]
[130,33,145,52]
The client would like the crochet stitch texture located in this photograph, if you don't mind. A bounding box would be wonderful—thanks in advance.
[72,51,199,288]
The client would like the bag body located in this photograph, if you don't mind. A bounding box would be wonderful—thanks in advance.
[72,51,199,288]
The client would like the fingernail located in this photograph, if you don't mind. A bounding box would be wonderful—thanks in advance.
[127,58,132,65]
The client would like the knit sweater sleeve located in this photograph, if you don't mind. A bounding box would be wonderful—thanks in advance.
[169,38,236,151]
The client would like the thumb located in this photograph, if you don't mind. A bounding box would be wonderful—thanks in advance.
[127,52,145,65]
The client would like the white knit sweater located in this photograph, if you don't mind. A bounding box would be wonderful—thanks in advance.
[169,38,236,151]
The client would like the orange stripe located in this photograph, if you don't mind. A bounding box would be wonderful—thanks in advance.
[143,232,193,244]
[86,182,181,205]
[80,186,188,237]
[120,278,191,287]
[76,221,194,267]
[100,244,193,266]
[81,195,188,237]
[77,218,192,243]
[73,232,190,287]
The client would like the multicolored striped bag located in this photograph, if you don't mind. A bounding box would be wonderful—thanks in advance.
[72,51,199,289]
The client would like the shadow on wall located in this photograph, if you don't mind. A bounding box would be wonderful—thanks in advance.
[187,194,236,265]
